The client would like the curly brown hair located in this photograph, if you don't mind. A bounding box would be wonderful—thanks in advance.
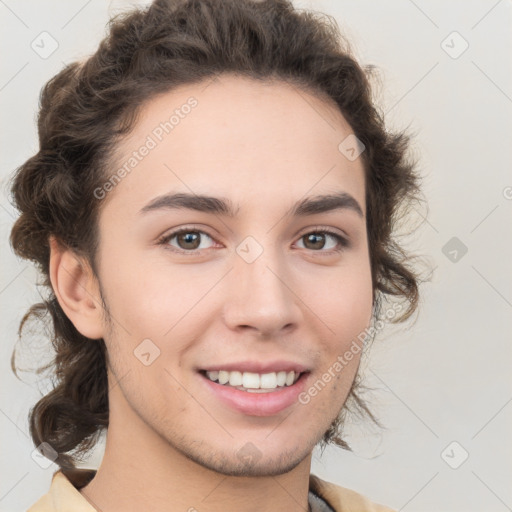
[9,0,424,472]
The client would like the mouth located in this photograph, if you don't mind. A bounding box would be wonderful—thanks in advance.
[198,369,307,393]
[197,369,311,416]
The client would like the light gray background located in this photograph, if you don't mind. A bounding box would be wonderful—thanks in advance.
[1,1,511,511]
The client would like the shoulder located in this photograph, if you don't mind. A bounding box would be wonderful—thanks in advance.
[310,473,396,512]
[26,469,97,512]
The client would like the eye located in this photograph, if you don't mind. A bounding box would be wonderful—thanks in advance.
[157,227,216,254]
[157,226,349,255]
[295,228,349,253]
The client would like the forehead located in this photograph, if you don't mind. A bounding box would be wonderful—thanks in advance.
[102,74,365,218]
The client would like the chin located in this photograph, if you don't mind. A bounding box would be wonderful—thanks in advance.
[204,451,308,477]
[179,438,312,477]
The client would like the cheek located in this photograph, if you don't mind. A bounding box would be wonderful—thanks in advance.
[99,243,164,310]
[100,251,219,351]
[306,262,373,339]
[304,264,373,399]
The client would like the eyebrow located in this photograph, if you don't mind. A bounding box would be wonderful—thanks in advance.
[139,191,364,218]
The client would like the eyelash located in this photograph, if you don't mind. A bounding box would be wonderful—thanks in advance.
[156,225,350,256]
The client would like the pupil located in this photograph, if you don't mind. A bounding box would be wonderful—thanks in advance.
[180,232,200,249]
[306,233,324,249]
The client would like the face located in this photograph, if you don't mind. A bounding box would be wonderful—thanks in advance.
[92,74,373,476]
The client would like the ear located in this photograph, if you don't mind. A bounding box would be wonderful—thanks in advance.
[48,235,105,340]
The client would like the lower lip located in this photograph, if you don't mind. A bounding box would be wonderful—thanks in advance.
[199,372,310,417]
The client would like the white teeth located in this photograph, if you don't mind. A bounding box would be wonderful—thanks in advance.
[218,370,229,385]
[285,371,295,386]
[242,372,260,388]
[208,370,219,381]
[205,369,301,390]
[260,372,277,389]
[228,371,243,387]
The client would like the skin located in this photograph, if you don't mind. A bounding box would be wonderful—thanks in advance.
[49,74,373,512]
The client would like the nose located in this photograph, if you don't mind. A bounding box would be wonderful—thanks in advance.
[221,245,302,338]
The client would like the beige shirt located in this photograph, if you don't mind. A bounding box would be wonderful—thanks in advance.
[26,469,395,512]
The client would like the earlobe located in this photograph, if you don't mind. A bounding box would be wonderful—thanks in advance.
[48,236,105,340]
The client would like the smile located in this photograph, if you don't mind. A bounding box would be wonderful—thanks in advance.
[198,369,310,416]
[202,369,302,392]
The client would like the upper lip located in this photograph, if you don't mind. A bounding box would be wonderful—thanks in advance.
[199,360,310,374]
